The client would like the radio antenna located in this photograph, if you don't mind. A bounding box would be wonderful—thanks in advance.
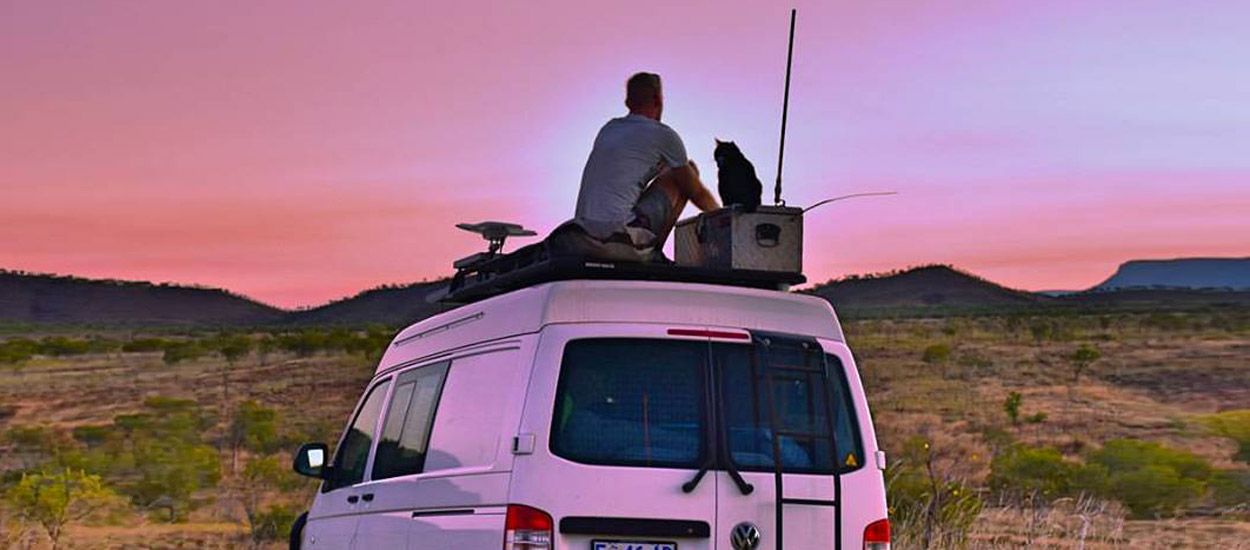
[774,8,796,206]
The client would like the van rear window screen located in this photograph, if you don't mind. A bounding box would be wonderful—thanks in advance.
[717,346,863,474]
[551,339,705,468]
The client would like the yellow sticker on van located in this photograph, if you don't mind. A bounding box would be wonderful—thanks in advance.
[845,453,858,467]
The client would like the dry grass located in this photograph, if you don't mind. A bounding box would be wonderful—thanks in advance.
[0,311,1246,548]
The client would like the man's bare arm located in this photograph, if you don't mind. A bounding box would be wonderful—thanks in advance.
[671,163,720,212]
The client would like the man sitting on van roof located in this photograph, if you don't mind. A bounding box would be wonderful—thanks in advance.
[551,72,720,262]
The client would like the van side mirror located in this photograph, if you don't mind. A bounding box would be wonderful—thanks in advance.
[293,443,329,479]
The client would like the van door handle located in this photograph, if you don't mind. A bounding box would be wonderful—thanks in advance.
[347,495,359,504]
[361,493,374,502]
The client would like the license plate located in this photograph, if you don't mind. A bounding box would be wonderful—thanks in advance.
[591,541,677,550]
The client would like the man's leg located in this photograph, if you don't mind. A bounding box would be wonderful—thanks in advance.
[639,172,688,246]
[631,163,718,250]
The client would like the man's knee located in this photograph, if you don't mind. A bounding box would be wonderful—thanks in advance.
[658,164,700,199]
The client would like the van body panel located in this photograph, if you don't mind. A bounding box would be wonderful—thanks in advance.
[511,324,718,550]
[377,281,841,375]
[311,340,537,549]
[820,340,888,547]
[409,510,507,548]
[302,508,358,549]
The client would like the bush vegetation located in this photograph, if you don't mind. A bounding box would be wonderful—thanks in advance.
[988,438,1248,518]
[1198,409,1250,464]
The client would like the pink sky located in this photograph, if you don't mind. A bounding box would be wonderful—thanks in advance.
[2,1,1247,308]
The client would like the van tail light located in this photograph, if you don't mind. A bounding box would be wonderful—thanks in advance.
[504,504,553,549]
[864,518,890,550]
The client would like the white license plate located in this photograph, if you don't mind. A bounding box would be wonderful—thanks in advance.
[591,541,676,550]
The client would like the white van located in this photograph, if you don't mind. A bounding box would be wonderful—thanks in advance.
[291,278,889,549]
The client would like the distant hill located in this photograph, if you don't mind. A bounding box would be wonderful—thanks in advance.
[0,270,282,326]
[1060,287,1250,310]
[1094,258,1250,291]
[806,265,1043,313]
[282,281,453,326]
[7,258,1248,326]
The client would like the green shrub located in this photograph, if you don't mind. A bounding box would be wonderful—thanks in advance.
[0,338,39,364]
[1210,469,1250,508]
[230,401,282,454]
[1087,439,1213,518]
[1003,392,1022,425]
[4,468,124,549]
[70,425,112,449]
[37,337,91,357]
[85,337,121,355]
[213,335,253,364]
[1197,410,1250,464]
[161,341,207,365]
[989,445,1080,499]
[277,331,327,357]
[76,397,220,520]
[1068,343,1101,386]
[121,338,168,353]
[1109,465,1204,518]
[1088,439,1212,481]
[922,344,951,364]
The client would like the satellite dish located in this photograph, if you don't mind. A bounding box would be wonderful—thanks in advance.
[453,221,538,270]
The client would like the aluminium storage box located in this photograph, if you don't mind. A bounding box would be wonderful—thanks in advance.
[674,205,803,273]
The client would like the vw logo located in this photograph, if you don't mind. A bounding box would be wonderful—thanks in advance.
[730,521,761,550]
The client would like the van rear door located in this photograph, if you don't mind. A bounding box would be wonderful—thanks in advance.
[511,324,718,550]
[711,335,865,550]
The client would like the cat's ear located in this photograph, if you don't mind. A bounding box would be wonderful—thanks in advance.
[714,138,724,144]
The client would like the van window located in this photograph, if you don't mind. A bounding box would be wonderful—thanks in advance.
[551,339,706,468]
[717,345,863,474]
[423,351,517,471]
[371,362,450,481]
[549,337,864,474]
[325,379,391,492]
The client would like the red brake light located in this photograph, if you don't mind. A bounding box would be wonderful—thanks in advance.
[504,504,553,549]
[864,518,890,550]
[667,328,750,340]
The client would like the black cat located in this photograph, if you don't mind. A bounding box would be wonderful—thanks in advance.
[714,139,763,211]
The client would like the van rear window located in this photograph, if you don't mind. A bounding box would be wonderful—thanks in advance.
[551,339,706,468]
[550,337,864,474]
[717,346,863,474]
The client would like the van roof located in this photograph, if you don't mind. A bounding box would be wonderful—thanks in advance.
[376,279,844,375]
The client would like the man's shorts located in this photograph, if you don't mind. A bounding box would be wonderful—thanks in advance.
[623,183,673,248]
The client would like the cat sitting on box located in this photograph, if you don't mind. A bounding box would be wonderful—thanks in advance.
[548,72,720,263]
[714,139,763,212]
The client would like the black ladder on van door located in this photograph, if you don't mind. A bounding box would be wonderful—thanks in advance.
[753,334,842,550]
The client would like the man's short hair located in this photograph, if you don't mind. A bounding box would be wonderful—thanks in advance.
[626,72,662,108]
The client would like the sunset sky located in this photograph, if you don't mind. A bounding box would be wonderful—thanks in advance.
[3,1,1247,308]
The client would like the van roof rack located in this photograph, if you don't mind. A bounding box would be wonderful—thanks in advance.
[441,241,805,304]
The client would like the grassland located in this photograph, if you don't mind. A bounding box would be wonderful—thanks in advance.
[0,308,1247,549]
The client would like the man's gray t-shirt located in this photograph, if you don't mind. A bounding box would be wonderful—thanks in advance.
[573,114,689,240]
